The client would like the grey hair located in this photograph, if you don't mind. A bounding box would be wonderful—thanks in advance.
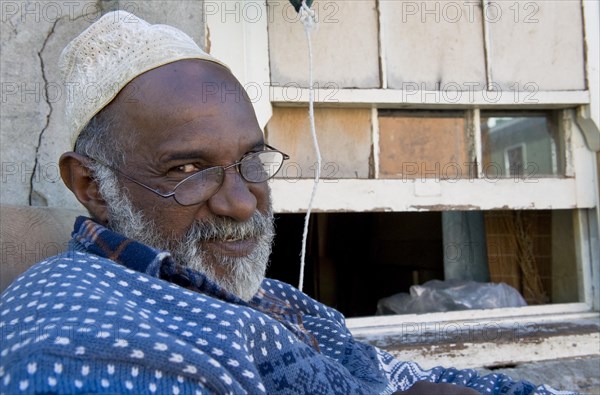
[74,110,128,167]
[73,109,139,196]
[73,110,136,223]
[74,117,153,237]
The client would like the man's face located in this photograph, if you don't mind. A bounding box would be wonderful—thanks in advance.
[98,59,273,300]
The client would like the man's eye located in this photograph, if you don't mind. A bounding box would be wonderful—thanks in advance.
[175,164,199,173]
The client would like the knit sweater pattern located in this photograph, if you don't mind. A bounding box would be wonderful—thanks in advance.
[0,217,578,394]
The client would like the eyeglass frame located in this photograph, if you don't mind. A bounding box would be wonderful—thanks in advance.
[86,144,289,206]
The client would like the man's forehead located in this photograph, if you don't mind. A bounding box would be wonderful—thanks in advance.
[114,63,254,126]
[107,60,262,161]
[106,59,253,130]
[123,59,242,101]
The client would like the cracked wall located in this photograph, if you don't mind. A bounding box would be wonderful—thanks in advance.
[1,0,206,208]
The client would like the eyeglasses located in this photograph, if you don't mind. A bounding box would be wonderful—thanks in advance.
[88,144,289,206]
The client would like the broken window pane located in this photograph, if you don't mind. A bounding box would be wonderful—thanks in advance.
[269,210,578,318]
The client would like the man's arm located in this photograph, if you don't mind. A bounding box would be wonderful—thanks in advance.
[375,348,582,395]
[394,381,480,395]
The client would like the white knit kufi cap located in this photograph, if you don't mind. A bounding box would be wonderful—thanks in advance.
[59,10,225,146]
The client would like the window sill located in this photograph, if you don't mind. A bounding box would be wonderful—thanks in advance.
[347,303,599,369]
[270,178,594,213]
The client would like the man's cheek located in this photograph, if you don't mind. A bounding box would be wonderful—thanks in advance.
[255,183,272,211]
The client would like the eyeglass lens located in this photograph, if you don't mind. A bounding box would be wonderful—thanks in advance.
[174,150,285,205]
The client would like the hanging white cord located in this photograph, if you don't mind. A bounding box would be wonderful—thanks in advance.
[298,1,320,292]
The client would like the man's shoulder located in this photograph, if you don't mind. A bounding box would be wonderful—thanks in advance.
[259,278,346,324]
[0,251,255,390]
[0,250,210,335]
[3,250,130,294]
[1,249,217,309]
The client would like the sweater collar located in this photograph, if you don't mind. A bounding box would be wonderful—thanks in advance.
[70,216,244,303]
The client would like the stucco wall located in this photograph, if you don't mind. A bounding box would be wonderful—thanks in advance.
[1,0,206,208]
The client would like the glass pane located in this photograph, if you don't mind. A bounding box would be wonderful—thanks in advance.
[378,111,472,180]
[481,113,562,179]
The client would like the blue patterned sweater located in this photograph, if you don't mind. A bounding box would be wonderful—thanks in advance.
[0,217,578,394]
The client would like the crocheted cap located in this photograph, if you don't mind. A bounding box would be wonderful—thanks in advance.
[59,10,226,146]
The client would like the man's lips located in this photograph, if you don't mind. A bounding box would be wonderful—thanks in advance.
[201,237,258,257]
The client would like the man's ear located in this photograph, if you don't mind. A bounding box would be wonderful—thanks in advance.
[59,152,109,224]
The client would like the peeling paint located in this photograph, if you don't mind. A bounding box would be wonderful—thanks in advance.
[409,204,482,211]
[352,317,600,369]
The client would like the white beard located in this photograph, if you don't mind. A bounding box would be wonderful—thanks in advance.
[94,165,274,301]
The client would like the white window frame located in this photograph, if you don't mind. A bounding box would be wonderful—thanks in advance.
[346,302,599,369]
[269,109,595,213]
[204,0,272,128]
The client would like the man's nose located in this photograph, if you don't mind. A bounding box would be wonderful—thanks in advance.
[206,168,257,221]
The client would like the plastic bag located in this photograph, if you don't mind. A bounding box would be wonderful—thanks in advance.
[376,279,527,315]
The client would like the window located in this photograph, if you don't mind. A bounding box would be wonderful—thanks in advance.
[269,208,581,318]
[481,113,562,179]
[266,106,595,314]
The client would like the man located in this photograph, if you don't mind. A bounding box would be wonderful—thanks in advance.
[0,11,578,395]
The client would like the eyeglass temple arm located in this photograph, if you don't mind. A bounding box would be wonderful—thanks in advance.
[116,171,176,199]
[86,157,175,199]
[265,144,290,160]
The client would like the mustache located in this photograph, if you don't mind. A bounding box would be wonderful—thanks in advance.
[183,210,274,242]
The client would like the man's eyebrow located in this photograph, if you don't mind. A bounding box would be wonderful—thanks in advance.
[162,150,210,163]
[162,141,266,163]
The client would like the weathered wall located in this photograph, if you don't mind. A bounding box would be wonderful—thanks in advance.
[1,0,206,208]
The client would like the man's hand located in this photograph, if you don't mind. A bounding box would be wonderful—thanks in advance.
[393,381,481,395]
